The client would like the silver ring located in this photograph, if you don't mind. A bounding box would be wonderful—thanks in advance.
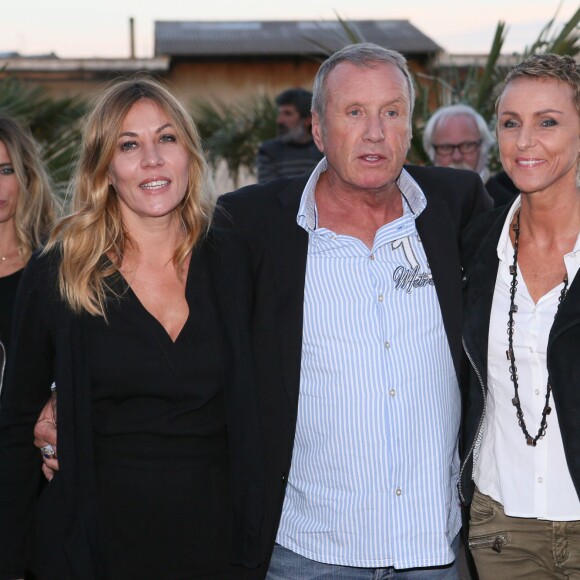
[40,444,55,459]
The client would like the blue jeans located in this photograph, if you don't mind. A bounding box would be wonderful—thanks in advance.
[266,534,460,580]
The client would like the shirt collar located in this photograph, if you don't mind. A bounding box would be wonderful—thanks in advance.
[497,196,580,284]
[297,158,327,231]
[564,223,580,280]
[497,196,580,257]
[297,160,427,232]
[496,196,522,263]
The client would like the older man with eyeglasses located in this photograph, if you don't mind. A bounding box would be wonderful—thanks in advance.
[423,103,517,207]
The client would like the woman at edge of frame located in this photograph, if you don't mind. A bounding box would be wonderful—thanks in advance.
[0,115,55,393]
[460,53,580,579]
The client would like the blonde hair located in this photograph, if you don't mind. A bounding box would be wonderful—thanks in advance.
[0,115,55,262]
[48,76,214,317]
[495,53,580,113]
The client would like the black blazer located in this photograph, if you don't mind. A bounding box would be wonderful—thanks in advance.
[460,202,580,506]
[217,164,491,571]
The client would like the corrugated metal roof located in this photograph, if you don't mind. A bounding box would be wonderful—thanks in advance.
[0,57,170,73]
[155,20,441,57]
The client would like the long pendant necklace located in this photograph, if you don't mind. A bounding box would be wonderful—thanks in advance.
[507,211,568,447]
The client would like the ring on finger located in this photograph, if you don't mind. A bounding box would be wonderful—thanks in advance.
[40,444,55,459]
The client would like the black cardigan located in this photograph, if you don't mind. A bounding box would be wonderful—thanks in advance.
[0,229,264,579]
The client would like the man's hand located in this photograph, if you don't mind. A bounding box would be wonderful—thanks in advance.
[34,392,58,481]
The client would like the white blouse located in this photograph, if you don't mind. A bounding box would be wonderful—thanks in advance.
[474,197,580,520]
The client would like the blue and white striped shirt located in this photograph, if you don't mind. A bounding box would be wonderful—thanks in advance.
[275,159,461,568]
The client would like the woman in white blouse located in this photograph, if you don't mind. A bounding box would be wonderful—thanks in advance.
[460,53,580,579]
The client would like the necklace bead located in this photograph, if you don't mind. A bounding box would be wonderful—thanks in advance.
[507,210,568,447]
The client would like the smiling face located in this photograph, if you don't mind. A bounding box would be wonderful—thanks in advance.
[108,99,190,226]
[497,76,580,197]
[0,140,19,226]
[312,61,411,199]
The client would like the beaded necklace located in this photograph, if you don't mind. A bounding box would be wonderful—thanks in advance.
[507,211,568,447]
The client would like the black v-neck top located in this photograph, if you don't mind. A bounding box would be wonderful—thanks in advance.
[87,249,230,466]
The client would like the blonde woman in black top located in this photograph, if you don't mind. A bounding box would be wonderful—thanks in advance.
[0,79,261,579]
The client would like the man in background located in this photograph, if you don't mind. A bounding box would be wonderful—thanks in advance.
[423,103,517,206]
[256,88,322,183]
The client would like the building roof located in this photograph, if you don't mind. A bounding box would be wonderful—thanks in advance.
[0,56,170,74]
[155,20,441,58]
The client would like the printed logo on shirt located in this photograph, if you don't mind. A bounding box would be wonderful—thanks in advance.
[391,236,434,293]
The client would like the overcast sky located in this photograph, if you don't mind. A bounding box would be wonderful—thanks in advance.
[4,0,576,58]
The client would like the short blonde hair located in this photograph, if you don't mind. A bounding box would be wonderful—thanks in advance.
[49,76,214,317]
[495,53,580,113]
[0,115,55,262]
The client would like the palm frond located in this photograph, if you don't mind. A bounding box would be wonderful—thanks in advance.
[193,95,277,186]
[474,21,508,116]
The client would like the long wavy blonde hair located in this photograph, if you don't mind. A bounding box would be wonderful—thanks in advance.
[0,115,55,262]
[48,77,214,317]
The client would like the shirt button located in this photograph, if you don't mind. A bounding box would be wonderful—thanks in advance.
[529,347,534,353]
[384,341,391,349]
[369,254,375,261]
[390,389,396,397]
[535,389,540,395]
[396,488,402,496]
[378,294,384,302]
[538,477,543,483]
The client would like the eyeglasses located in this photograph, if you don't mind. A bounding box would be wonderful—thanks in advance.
[432,140,482,155]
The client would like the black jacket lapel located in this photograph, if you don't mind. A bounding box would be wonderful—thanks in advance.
[462,206,511,384]
[416,197,464,380]
[268,180,309,412]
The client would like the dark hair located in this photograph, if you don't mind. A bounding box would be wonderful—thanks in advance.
[275,88,313,119]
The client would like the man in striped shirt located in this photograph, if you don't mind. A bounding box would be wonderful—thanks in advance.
[251,44,490,578]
